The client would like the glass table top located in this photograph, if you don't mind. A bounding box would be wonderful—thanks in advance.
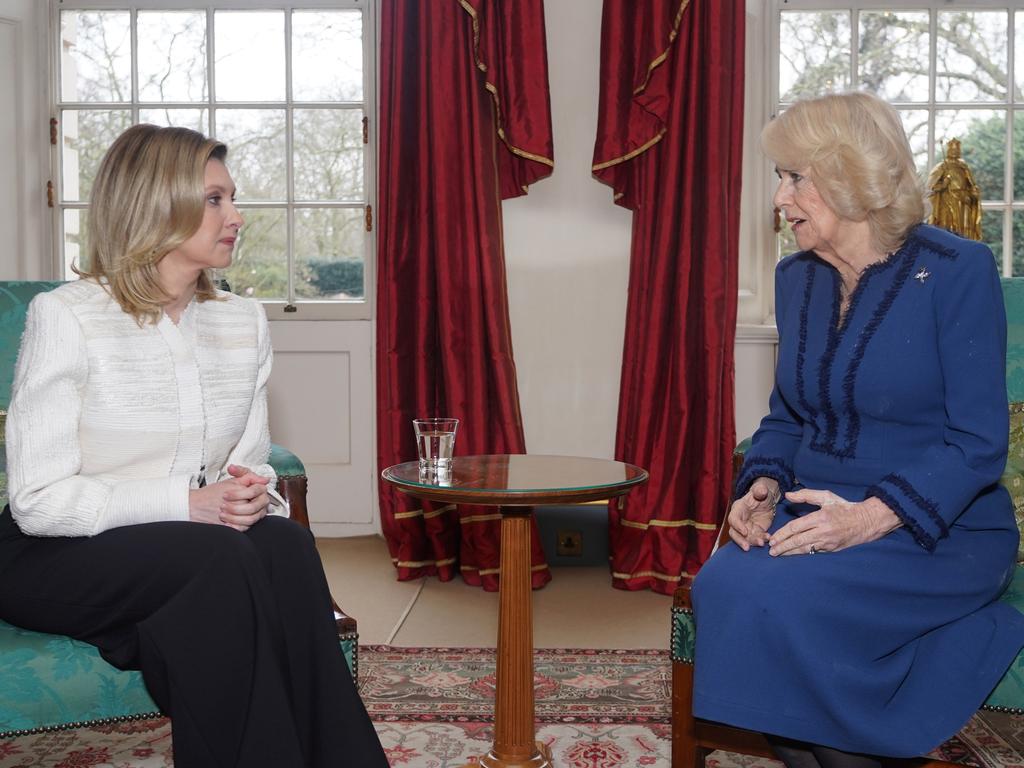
[381,454,648,506]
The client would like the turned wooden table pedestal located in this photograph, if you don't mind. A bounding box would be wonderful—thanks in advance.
[382,454,648,768]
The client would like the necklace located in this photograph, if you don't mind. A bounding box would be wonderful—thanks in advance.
[836,251,893,325]
[839,270,859,302]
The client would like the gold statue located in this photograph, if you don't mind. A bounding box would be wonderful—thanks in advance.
[927,138,982,240]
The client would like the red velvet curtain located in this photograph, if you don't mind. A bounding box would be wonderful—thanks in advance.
[592,0,746,594]
[377,0,554,591]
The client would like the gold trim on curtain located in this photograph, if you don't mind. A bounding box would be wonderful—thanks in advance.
[632,0,691,95]
[610,569,688,583]
[463,563,551,576]
[394,557,459,568]
[394,504,457,520]
[590,0,691,174]
[619,518,718,531]
[457,0,555,168]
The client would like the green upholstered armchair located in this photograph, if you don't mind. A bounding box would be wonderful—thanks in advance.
[669,277,1024,768]
[0,281,357,738]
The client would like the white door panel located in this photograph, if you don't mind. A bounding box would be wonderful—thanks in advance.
[267,319,378,537]
[0,0,48,279]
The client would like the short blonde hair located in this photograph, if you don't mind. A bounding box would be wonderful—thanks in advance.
[75,124,228,324]
[761,92,924,255]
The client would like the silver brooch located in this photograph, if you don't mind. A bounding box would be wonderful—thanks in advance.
[914,267,930,284]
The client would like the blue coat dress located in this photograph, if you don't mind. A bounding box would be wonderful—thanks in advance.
[692,224,1024,757]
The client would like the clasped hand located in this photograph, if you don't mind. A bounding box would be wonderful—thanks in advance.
[728,480,901,556]
[188,464,271,531]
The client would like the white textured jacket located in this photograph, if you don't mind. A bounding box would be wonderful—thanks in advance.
[7,279,287,537]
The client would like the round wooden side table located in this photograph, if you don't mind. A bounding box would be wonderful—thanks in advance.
[382,454,648,768]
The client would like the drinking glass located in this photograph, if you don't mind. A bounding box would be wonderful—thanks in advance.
[412,417,458,480]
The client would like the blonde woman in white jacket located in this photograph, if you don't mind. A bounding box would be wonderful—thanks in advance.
[0,124,387,768]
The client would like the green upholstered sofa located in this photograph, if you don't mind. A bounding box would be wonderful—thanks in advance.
[670,276,1024,768]
[0,280,357,738]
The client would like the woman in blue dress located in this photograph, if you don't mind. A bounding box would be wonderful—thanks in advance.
[692,92,1024,768]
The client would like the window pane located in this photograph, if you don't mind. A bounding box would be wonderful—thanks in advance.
[215,11,284,101]
[61,109,132,203]
[1014,211,1024,276]
[934,110,1005,202]
[215,109,287,201]
[53,4,372,303]
[63,209,89,276]
[295,209,365,299]
[292,11,363,102]
[777,219,798,261]
[897,109,930,174]
[293,110,364,201]
[60,11,131,102]
[936,11,1008,102]
[779,12,850,102]
[981,209,1004,273]
[858,11,929,102]
[1016,12,1024,102]
[139,108,208,133]
[221,209,287,299]
[138,11,207,103]
[1014,113,1024,203]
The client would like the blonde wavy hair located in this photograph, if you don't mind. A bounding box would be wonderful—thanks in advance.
[75,124,228,324]
[761,92,925,255]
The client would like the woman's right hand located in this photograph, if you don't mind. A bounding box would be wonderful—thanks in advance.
[188,471,271,532]
[728,477,780,551]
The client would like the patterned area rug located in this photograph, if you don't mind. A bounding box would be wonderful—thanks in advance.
[360,645,669,724]
[0,646,1021,767]
[366,646,672,766]
[706,711,1024,768]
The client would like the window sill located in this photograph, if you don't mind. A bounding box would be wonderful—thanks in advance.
[736,322,778,344]
[263,301,372,322]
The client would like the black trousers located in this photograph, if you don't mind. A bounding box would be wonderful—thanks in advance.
[0,509,388,768]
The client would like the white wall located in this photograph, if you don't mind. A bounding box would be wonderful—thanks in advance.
[0,0,51,280]
[503,0,776,457]
[502,3,633,459]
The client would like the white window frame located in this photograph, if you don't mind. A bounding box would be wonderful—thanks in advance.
[738,0,778,330]
[47,0,376,321]
[742,0,1024,328]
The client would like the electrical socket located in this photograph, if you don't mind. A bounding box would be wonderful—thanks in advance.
[556,530,583,557]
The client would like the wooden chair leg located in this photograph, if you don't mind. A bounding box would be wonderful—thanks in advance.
[673,572,773,768]
[673,657,701,768]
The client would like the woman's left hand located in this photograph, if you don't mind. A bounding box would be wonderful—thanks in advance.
[767,488,902,556]
[217,464,271,530]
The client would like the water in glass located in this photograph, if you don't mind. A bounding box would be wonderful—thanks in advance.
[416,430,455,474]
[412,417,458,480]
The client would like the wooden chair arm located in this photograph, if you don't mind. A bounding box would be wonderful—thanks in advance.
[332,600,358,635]
[674,575,696,611]
[276,474,309,529]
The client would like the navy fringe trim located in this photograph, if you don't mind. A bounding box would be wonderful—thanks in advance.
[836,250,916,457]
[806,242,913,458]
[734,457,795,501]
[795,264,821,446]
[910,227,960,261]
[866,483,938,552]
[884,472,948,538]
[814,270,843,453]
